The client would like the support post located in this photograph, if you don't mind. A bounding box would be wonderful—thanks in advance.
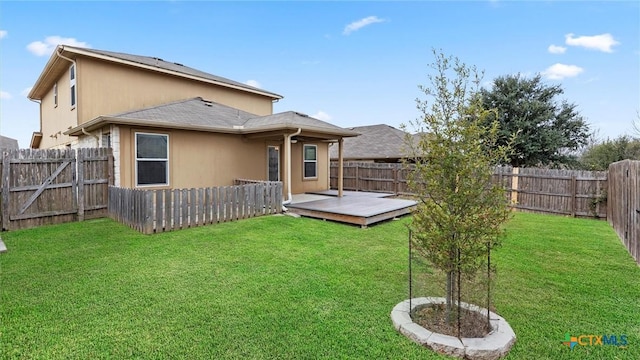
[338,138,344,197]
[510,167,519,209]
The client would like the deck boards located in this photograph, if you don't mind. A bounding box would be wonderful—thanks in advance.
[287,196,416,228]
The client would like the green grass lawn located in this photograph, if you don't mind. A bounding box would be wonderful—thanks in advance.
[1,212,638,359]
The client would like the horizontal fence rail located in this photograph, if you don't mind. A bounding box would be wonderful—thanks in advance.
[330,162,608,219]
[108,181,283,234]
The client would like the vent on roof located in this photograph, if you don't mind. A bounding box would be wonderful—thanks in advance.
[151,57,164,62]
[173,62,184,66]
[201,99,213,107]
[295,112,309,117]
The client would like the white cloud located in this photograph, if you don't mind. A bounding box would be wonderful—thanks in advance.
[547,44,566,54]
[21,87,33,97]
[0,30,7,39]
[343,16,385,35]
[311,111,332,121]
[0,91,12,100]
[27,36,90,56]
[245,80,261,88]
[542,63,584,80]
[565,33,620,53]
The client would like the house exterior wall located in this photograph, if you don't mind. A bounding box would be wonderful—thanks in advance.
[39,66,78,149]
[290,142,329,194]
[76,57,273,125]
[118,126,270,189]
[35,56,275,149]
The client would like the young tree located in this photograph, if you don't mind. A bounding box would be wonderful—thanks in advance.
[403,51,512,335]
[479,74,591,167]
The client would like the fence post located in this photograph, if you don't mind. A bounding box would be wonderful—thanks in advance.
[2,151,10,230]
[393,166,399,195]
[77,149,85,222]
[107,148,114,186]
[570,175,577,217]
[144,191,154,234]
[510,167,519,208]
[355,163,359,192]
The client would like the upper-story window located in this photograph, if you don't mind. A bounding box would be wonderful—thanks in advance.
[53,83,58,107]
[69,64,76,108]
[303,144,317,179]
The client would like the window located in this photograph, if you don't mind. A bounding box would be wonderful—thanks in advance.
[303,144,317,179]
[69,64,76,108]
[53,83,58,107]
[102,133,111,148]
[135,133,169,186]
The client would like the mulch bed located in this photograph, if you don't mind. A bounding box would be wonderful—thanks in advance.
[411,303,491,338]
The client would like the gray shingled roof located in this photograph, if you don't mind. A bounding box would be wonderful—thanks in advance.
[329,124,410,160]
[244,111,354,134]
[65,46,282,99]
[68,97,357,137]
[0,135,19,150]
[112,97,255,129]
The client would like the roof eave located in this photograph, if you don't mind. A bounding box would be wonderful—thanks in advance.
[28,46,70,100]
[65,115,360,139]
[65,47,283,100]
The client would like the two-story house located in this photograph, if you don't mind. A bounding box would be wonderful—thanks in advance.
[28,45,356,199]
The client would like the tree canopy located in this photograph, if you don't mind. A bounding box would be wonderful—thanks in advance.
[404,51,512,335]
[579,135,640,170]
[479,74,590,167]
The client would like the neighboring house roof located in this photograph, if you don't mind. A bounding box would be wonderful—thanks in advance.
[0,135,19,150]
[329,124,410,160]
[65,97,358,139]
[28,45,282,101]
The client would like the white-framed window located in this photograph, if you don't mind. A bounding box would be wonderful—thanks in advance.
[53,82,58,107]
[303,144,317,179]
[69,64,76,108]
[135,132,169,186]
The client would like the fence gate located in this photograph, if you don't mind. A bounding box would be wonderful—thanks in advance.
[1,148,112,231]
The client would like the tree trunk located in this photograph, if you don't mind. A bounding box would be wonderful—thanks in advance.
[445,241,457,324]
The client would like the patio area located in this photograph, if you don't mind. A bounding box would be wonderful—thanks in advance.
[286,191,416,228]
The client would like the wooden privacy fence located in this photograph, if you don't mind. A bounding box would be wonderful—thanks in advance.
[1,148,112,230]
[608,160,639,264]
[330,162,608,219]
[108,181,283,234]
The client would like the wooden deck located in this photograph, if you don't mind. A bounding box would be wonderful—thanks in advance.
[287,194,416,228]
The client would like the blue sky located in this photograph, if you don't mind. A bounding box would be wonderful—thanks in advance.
[1,1,638,148]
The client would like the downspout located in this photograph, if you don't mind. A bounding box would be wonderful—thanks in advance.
[56,46,76,66]
[282,128,302,206]
[81,128,100,145]
[56,46,78,126]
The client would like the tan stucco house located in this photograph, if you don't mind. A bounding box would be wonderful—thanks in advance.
[28,45,357,198]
